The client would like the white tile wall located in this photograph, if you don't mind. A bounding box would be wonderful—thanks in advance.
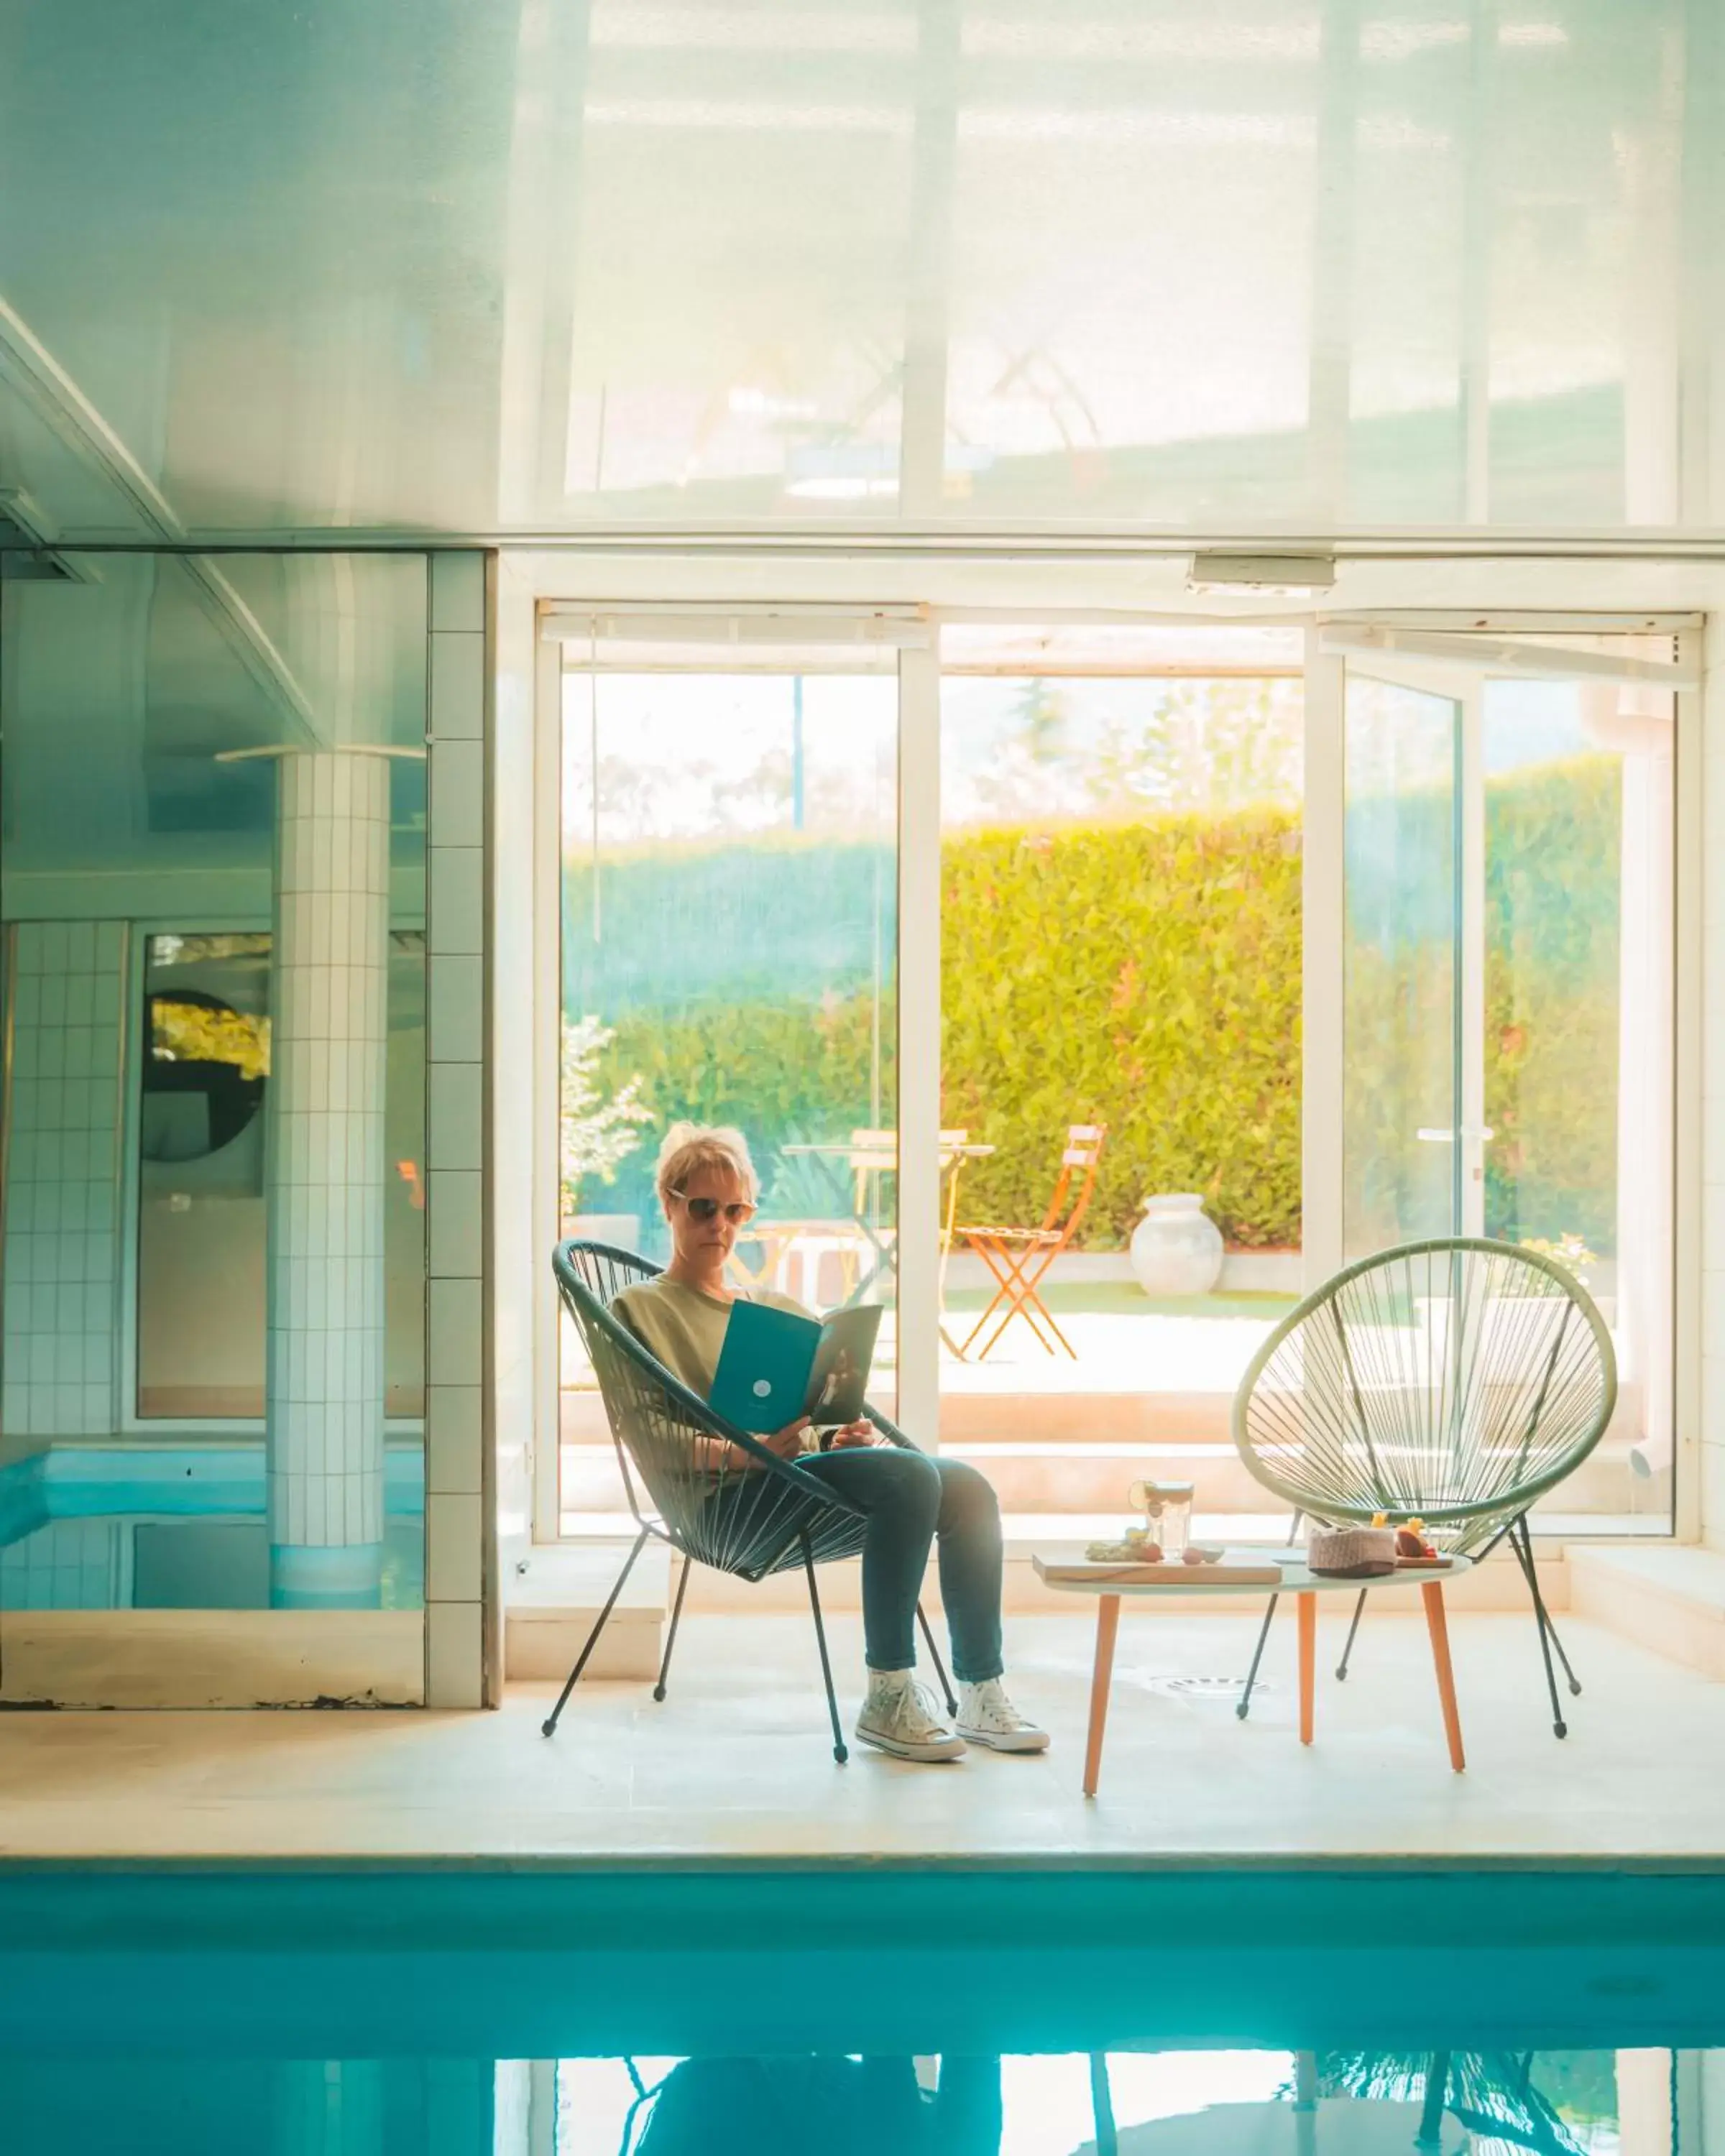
[1,920,125,1437]
[424,551,490,1706]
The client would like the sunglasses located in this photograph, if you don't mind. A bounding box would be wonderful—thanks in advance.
[673,1190,757,1225]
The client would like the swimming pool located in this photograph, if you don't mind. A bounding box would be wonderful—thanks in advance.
[2,1862,1720,2154]
[0,1442,425,1608]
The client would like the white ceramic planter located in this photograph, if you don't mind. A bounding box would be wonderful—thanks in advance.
[1129,1194,1225,1298]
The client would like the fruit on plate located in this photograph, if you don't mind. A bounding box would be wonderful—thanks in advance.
[1395,1522,1438,1560]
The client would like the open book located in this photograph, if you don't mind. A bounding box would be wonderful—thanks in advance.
[709,1300,882,1436]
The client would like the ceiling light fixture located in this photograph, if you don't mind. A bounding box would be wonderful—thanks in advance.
[1187,550,1338,596]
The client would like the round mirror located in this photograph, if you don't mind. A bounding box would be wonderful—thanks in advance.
[140,989,268,1162]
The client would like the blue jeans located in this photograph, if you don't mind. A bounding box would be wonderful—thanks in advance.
[798,1448,1004,1684]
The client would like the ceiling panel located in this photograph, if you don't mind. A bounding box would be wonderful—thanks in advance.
[0,0,1718,543]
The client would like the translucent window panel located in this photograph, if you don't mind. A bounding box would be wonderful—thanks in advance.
[561,9,916,514]
[937,660,1303,1462]
[944,96,1317,522]
[1485,11,1678,528]
[1343,679,1459,1256]
[558,669,898,1531]
[134,931,428,1420]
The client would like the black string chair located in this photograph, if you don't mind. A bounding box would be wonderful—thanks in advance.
[542,1240,955,1762]
[1231,1239,1616,1738]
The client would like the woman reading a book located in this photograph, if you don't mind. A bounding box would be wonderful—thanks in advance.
[612,1123,1049,1764]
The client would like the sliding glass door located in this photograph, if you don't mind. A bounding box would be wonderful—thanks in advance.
[537,611,1683,1544]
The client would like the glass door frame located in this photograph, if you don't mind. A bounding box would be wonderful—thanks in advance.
[1316,617,1701,1530]
[529,607,933,1539]
[527,602,1704,1547]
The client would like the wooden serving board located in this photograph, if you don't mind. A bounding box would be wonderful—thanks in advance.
[1034,1557,1285,1588]
[1394,1556,1454,1570]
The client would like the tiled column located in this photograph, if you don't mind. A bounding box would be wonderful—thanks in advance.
[266,750,391,1610]
[424,553,489,1706]
[0,921,125,1439]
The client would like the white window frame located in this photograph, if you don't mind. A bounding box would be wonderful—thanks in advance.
[526,599,1703,1547]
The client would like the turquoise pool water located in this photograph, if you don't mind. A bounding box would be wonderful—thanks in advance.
[0,1871,1721,2151]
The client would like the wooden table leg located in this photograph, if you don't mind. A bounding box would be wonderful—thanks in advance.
[1422,1581,1466,1772]
[1297,1592,1316,1745]
[1083,1594,1121,1798]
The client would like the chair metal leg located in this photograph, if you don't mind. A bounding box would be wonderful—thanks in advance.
[1335,1589,1367,1681]
[1237,1594,1279,1720]
[1546,1615,1583,1697]
[1417,2053,1450,2149]
[1511,1516,1569,1738]
[916,1600,957,1715]
[1090,2054,1119,2156]
[957,1239,1021,1357]
[977,1288,1075,1363]
[802,1533,848,1764]
[1476,1515,1578,1695]
[1530,1566,1582,1698]
[653,1554,692,1703]
[542,1528,650,1737]
[1238,1511,1301,1720]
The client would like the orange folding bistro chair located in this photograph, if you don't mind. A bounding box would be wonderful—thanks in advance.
[955,1124,1106,1360]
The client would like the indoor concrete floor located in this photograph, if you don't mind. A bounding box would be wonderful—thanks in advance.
[0,1612,1716,1866]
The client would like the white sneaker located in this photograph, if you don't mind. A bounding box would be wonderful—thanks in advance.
[957,1678,1050,1754]
[855,1672,966,1762]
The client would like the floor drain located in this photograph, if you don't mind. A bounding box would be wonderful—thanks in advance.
[1144,1674,1263,1701]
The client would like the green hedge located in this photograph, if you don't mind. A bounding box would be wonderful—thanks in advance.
[1483,757,1620,1248]
[584,760,1622,1254]
[939,811,1302,1247]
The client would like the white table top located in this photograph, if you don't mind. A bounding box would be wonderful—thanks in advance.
[1034,1549,1474,1598]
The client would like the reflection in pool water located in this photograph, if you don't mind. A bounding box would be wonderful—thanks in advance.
[0,2045,1652,2156]
[0,1511,425,1610]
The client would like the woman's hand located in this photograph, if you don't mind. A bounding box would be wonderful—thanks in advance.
[762,1417,812,1460]
[827,1419,878,1450]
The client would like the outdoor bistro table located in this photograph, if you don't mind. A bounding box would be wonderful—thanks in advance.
[1033,1549,1473,1795]
[778,1139,995,1344]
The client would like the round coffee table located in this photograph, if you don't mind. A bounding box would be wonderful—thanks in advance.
[1032,1551,1473,1795]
